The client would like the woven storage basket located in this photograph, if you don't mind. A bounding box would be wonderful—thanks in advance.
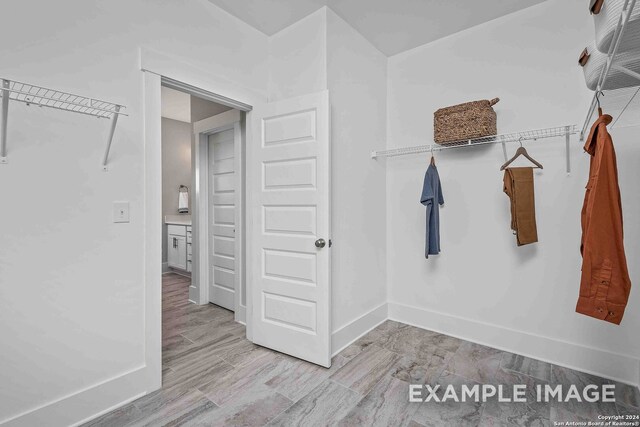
[593,0,640,54]
[580,42,640,90]
[434,98,499,144]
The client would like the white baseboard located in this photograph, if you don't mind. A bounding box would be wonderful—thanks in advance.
[161,262,169,273]
[388,301,640,387]
[188,285,198,303]
[1,366,156,427]
[235,304,247,324]
[331,303,388,357]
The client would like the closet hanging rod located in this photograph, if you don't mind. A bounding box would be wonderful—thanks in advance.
[580,0,638,140]
[0,78,127,170]
[371,125,576,160]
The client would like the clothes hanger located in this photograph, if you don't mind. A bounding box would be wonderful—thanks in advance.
[500,138,544,171]
[429,145,436,166]
[596,90,604,116]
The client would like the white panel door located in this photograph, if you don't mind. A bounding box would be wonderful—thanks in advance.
[208,129,236,311]
[250,90,331,367]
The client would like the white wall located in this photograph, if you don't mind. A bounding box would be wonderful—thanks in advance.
[0,0,268,425]
[326,10,388,348]
[267,8,327,102]
[267,8,389,350]
[386,0,640,385]
[161,86,192,123]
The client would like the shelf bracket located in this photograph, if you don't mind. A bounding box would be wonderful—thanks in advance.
[501,141,508,162]
[102,105,121,171]
[565,125,571,175]
[1,79,9,164]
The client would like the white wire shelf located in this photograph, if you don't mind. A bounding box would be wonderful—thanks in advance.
[0,78,127,169]
[372,125,576,158]
[372,125,577,174]
[581,0,640,140]
[1,79,127,119]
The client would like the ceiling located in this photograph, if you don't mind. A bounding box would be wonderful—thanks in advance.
[207,0,546,56]
[162,86,232,123]
[161,86,191,123]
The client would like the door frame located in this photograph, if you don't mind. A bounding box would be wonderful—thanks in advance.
[140,48,260,390]
[193,109,246,323]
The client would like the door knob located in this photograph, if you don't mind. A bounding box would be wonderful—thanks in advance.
[315,238,326,248]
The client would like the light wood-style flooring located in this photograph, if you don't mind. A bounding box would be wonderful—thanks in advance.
[85,273,640,426]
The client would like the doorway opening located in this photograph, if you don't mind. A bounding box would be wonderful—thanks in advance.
[155,80,333,370]
[160,82,248,374]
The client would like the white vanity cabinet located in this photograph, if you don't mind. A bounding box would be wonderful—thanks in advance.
[186,226,192,272]
[167,223,192,272]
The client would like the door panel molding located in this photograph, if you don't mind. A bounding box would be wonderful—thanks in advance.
[249,90,331,367]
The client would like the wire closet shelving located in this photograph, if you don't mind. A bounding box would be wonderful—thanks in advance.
[0,78,127,170]
[373,0,640,174]
[581,0,640,140]
[371,125,577,173]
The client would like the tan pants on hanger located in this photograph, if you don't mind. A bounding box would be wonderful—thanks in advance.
[503,167,538,246]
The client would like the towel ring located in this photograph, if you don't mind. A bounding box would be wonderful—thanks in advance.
[179,185,189,193]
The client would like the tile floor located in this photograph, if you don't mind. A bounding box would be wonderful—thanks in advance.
[85,273,640,426]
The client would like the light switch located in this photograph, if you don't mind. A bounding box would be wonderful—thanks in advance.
[113,202,130,223]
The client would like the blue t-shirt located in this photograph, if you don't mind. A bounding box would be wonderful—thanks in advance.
[420,164,444,258]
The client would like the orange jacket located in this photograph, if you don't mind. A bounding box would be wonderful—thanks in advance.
[576,114,631,325]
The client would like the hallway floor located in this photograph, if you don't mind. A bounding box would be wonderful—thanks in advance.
[86,273,639,426]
